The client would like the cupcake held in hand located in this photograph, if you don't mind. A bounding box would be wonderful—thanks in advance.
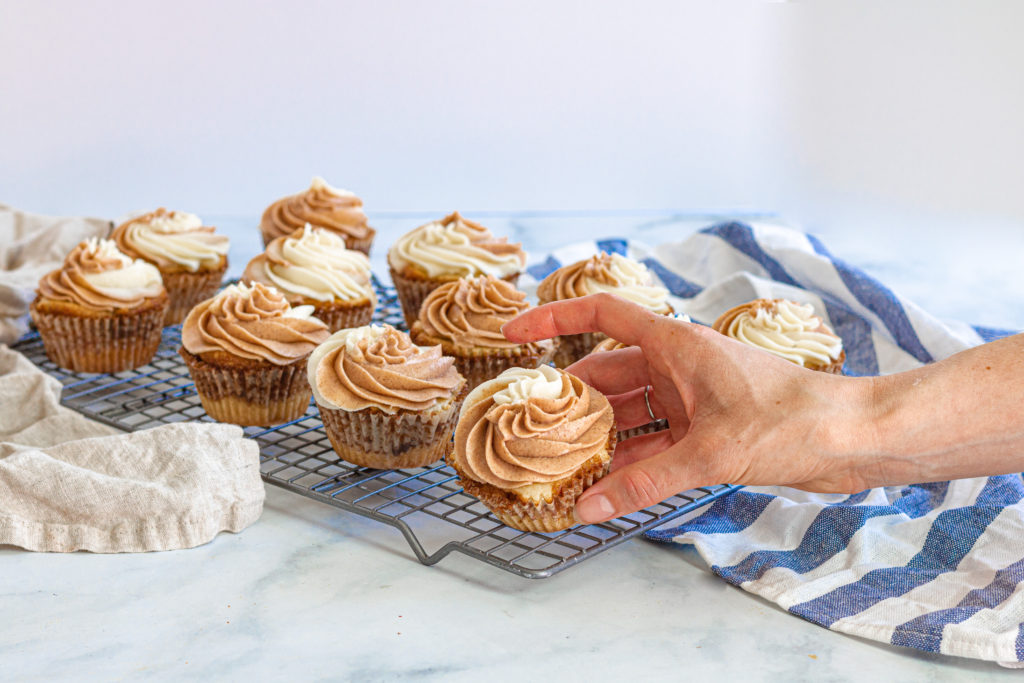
[451,365,616,533]
[712,298,845,374]
[308,324,467,470]
[410,275,556,391]
[537,252,673,368]
[30,238,168,373]
[259,177,375,254]
[387,212,525,327]
[180,282,330,426]
[242,224,376,333]
[111,208,229,325]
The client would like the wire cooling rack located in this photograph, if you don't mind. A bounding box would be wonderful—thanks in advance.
[14,277,740,579]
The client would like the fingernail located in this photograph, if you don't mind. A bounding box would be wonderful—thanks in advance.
[574,494,615,524]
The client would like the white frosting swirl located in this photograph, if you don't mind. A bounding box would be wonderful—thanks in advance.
[114,209,229,272]
[388,213,524,278]
[81,239,164,297]
[580,254,669,310]
[722,300,843,367]
[489,365,564,405]
[244,225,373,302]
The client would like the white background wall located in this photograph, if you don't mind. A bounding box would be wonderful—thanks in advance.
[2,0,1023,242]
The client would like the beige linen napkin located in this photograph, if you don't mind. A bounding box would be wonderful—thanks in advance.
[0,338,265,553]
[0,203,112,345]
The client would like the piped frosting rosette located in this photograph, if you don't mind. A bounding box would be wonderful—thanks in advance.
[387,212,526,327]
[259,177,375,253]
[308,324,467,469]
[30,238,168,372]
[411,276,556,390]
[536,251,673,367]
[712,298,845,373]
[450,365,616,532]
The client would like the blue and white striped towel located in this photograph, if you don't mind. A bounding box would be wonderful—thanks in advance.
[522,221,1023,666]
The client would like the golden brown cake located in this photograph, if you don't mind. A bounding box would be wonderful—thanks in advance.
[111,208,229,325]
[259,177,375,254]
[242,224,375,333]
[712,298,846,374]
[387,212,525,328]
[409,275,556,391]
[179,282,330,426]
[536,252,674,368]
[308,324,467,469]
[451,365,616,532]
[30,238,168,373]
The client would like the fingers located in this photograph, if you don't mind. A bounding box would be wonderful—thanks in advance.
[611,429,675,472]
[566,346,651,397]
[608,385,667,431]
[575,439,707,524]
[502,293,662,347]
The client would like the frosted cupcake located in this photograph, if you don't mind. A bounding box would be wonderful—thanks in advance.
[537,252,673,367]
[242,224,376,333]
[410,275,556,391]
[180,282,329,426]
[712,298,845,374]
[451,365,616,532]
[111,208,229,325]
[308,324,467,469]
[259,177,375,254]
[387,212,525,328]
[30,238,168,373]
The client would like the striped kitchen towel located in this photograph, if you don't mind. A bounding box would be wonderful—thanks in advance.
[523,221,1023,666]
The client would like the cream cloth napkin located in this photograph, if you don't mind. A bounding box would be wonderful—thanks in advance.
[0,203,112,345]
[0,345,265,552]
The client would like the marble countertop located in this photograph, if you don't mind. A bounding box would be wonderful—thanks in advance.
[4,213,1021,681]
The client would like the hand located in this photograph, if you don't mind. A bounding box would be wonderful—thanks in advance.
[502,293,878,524]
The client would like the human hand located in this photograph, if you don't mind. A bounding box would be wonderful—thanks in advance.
[502,293,877,524]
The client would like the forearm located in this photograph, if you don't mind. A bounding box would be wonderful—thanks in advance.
[860,334,1024,486]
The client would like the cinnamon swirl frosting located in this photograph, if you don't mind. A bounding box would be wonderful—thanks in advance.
[536,252,671,313]
[181,282,329,365]
[243,225,374,303]
[713,299,844,369]
[388,212,525,278]
[452,366,614,489]
[260,177,374,244]
[417,275,534,349]
[308,325,465,414]
[36,238,165,311]
[112,208,229,272]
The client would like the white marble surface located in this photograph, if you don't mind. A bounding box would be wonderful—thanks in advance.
[4,213,1021,681]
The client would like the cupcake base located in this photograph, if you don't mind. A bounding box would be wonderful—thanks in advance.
[310,295,376,333]
[553,331,608,369]
[30,296,168,373]
[161,260,227,326]
[179,348,312,426]
[317,387,467,470]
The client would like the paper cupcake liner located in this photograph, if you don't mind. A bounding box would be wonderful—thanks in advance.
[179,349,312,426]
[160,264,227,326]
[618,419,669,441]
[451,438,615,533]
[311,297,375,333]
[553,331,608,369]
[30,301,167,373]
[390,266,521,330]
[317,394,464,470]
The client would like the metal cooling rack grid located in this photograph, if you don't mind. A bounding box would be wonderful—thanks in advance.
[14,277,740,579]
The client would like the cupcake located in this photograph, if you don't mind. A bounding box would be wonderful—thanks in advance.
[451,365,616,532]
[111,208,229,325]
[242,224,376,333]
[409,275,556,391]
[309,324,466,469]
[712,298,845,373]
[30,238,168,373]
[537,252,673,368]
[259,177,375,254]
[387,212,525,328]
[179,282,330,426]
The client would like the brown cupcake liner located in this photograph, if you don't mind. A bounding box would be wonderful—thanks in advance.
[30,301,167,373]
[390,266,521,330]
[618,419,669,441]
[311,297,375,333]
[553,331,608,369]
[179,349,312,426]
[451,440,615,533]
[160,264,227,326]
[317,394,465,470]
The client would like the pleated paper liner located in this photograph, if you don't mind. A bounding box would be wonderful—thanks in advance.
[308,296,375,333]
[160,263,227,326]
[552,331,609,369]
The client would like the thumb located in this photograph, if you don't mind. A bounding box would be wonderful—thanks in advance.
[574,438,708,524]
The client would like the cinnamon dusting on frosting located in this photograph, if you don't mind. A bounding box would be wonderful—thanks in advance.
[36,238,165,311]
[452,366,614,490]
[417,275,535,350]
[181,282,329,365]
[536,252,671,313]
[388,212,525,278]
[713,299,844,369]
[112,208,229,272]
[260,177,373,244]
